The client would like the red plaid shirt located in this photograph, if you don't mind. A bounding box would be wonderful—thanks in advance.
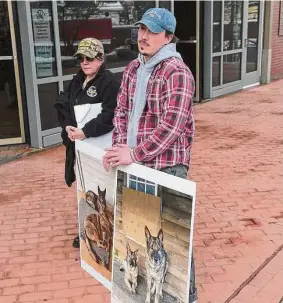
[113,57,195,170]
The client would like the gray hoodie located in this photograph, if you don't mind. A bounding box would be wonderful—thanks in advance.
[127,43,182,148]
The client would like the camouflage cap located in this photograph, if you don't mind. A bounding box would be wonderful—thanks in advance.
[73,38,104,59]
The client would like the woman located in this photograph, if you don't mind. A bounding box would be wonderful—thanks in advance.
[55,38,120,248]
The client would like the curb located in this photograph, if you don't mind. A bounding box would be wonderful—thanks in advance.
[0,143,62,165]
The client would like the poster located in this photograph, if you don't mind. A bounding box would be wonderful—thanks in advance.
[32,8,53,77]
[75,138,115,290]
[112,168,196,303]
[76,150,115,289]
[75,140,196,301]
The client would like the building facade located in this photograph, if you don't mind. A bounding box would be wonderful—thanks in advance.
[0,0,282,148]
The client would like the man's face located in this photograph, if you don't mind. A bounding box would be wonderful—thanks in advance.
[137,24,172,58]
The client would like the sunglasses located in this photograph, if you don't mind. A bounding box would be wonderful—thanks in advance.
[76,53,104,63]
[76,56,95,63]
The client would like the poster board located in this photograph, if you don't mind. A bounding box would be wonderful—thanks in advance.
[75,139,196,302]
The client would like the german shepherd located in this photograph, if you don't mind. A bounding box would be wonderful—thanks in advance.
[145,226,168,303]
[84,186,113,269]
[120,243,139,294]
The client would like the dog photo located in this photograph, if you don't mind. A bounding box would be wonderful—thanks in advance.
[76,150,116,288]
[111,169,196,303]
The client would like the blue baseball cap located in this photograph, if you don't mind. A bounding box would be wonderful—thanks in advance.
[134,8,176,34]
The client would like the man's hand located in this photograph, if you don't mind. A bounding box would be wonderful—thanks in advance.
[103,144,133,171]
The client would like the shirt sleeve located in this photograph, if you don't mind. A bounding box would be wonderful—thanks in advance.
[112,68,129,146]
[131,68,195,163]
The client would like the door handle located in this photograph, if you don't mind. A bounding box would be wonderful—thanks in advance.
[0,56,14,60]
[178,40,198,44]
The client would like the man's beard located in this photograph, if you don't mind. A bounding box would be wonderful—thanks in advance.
[140,51,149,56]
[138,46,149,57]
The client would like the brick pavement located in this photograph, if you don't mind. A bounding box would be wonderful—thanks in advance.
[189,80,283,302]
[0,80,282,303]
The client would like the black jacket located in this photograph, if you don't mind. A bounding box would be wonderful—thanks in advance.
[55,65,120,187]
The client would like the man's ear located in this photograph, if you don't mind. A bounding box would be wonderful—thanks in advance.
[165,33,173,44]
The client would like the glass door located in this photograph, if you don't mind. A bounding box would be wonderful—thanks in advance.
[212,1,244,93]
[242,0,264,87]
[210,0,264,97]
[0,1,25,145]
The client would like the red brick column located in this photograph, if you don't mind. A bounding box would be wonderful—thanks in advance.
[271,1,283,79]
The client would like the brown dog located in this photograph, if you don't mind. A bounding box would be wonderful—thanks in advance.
[84,186,113,269]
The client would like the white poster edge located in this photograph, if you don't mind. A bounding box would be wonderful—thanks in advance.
[81,259,112,291]
[75,139,196,197]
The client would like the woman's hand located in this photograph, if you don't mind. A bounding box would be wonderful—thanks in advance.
[65,126,85,141]
[65,126,75,141]
[72,128,86,141]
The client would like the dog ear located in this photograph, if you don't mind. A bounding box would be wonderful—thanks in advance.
[134,249,139,255]
[157,228,164,242]
[98,186,106,198]
[126,242,130,254]
[145,225,151,240]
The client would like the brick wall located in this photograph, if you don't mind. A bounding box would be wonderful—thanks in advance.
[271,1,283,79]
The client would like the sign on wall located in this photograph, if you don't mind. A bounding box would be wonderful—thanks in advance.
[32,8,53,77]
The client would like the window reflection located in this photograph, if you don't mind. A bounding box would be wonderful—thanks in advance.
[0,60,21,138]
[223,53,241,84]
[38,82,60,131]
[0,1,12,56]
[246,1,259,73]
[158,1,171,10]
[213,1,222,53]
[223,1,243,51]
[57,1,156,75]
[212,56,221,87]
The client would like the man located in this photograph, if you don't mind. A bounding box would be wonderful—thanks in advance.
[103,8,197,303]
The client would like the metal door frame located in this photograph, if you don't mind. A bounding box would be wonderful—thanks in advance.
[0,1,25,146]
[212,1,246,98]
[203,0,265,99]
[242,0,265,88]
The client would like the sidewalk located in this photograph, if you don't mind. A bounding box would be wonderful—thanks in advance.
[189,80,283,302]
[0,80,282,303]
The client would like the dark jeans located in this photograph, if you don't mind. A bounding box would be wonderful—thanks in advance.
[161,165,198,303]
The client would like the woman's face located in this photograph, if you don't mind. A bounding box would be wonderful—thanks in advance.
[79,55,103,76]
